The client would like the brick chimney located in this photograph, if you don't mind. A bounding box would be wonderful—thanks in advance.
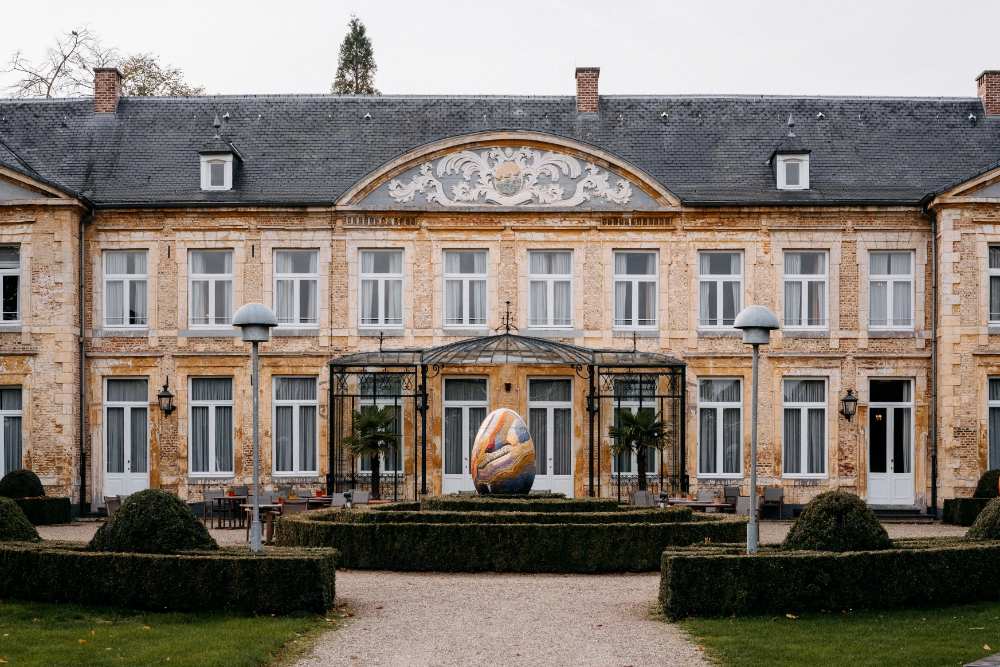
[575,67,600,114]
[94,68,122,113]
[977,70,1000,115]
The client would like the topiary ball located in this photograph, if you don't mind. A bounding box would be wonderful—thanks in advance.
[89,489,218,554]
[0,469,44,498]
[967,497,1000,540]
[0,497,40,542]
[783,490,891,552]
[974,470,1000,499]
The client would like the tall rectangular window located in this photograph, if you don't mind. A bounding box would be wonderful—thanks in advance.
[189,378,233,476]
[783,251,827,329]
[273,377,317,475]
[443,250,486,327]
[0,247,20,323]
[0,387,22,477]
[189,250,233,327]
[359,374,403,474]
[698,379,742,477]
[989,247,1000,324]
[104,250,148,328]
[360,250,403,327]
[528,379,572,477]
[275,250,318,327]
[699,251,741,328]
[782,378,826,477]
[614,251,657,328]
[611,377,658,475]
[528,251,572,328]
[869,251,913,330]
[989,379,1000,471]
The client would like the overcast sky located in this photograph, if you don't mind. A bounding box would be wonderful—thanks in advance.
[1,0,998,98]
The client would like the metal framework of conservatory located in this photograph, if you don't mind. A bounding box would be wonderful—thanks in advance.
[327,332,687,499]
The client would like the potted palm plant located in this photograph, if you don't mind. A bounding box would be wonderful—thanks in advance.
[343,405,400,501]
[608,409,666,492]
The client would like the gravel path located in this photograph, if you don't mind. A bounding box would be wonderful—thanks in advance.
[297,571,708,667]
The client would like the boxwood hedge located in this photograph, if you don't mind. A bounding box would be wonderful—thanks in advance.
[0,542,337,614]
[419,496,621,513]
[317,506,694,525]
[659,540,1000,619]
[14,497,72,525]
[275,512,744,572]
[942,497,991,526]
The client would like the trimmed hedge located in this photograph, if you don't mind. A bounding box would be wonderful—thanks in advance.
[968,497,1000,539]
[942,497,991,526]
[0,497,39,542]
[659,540,1000,619]
[0,542,336,614]
[372,501,421,512]
[14,497,72,525]
[783,491,890,552]
[275,513,744,572]
[974,470,1000,498]
[316,506,694,525]
[0,469,44,498]
[420,496,621,513]
[90,489,217,554]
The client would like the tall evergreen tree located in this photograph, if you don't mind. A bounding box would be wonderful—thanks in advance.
[332,16,379,95]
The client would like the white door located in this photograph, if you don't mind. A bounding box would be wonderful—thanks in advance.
[867,379,914,506]
[528,378,574,497]
[104,378,150,498]
[442,378,487,494]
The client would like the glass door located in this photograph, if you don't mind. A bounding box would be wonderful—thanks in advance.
[442,378,487,494]
[104,378,149,499]
[867,379,914,506]
[528,378,573,497]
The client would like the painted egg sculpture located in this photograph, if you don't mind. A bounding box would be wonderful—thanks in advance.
[470,408,536,495]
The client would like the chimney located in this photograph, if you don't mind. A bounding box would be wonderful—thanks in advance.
[977,70,1000,115]
[575,67,600,114]
[94,67,122,113]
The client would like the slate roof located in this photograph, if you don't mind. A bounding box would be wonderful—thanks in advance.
[0,94,998,207]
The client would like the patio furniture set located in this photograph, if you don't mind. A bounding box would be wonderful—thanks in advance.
[631,486,785,518]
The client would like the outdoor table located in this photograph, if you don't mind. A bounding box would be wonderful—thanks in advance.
[667,499,732,513]
[213,495,248,529]
[241,503,282,543]
[306,497,332,509]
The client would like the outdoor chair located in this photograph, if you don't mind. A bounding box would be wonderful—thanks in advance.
[232,485,249,496]
[352,490,371,505]
[631,490,652,507]
[104,496,121,519]
[330,492,347,508]
[280,500,309,515]
[734,496,752,516]
[203,489,224,528]
[761,487,784,519]
[696,488,718,503]
[723,486,740,513]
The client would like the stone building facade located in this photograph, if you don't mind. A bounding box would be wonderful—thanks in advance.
[2,67,1000,514]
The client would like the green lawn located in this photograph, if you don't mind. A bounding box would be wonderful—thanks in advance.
[0,599,333,666]
[681,602,1000,667]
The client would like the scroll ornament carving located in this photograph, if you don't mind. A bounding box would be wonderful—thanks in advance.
[387,147,633,207]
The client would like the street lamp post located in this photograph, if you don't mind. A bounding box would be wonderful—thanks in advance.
[733,305,779,555]
[233,303,277,554]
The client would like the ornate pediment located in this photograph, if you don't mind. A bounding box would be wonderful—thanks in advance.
[348,141,668,211]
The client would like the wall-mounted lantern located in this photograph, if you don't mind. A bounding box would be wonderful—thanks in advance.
[157,378,175,415]
[840,389,858,421]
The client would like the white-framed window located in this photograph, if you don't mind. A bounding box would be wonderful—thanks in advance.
[359,250,403,328]
[104,250,148,328]
[528,378,573,477]
[528,251,572,328]
[988,247,1000,324]
[0,246,20,323]
[274,249,318,327]
[613,251,657,329]
[200,154,233,191]
[611,377,659,476]
[776,154,809,190]
[443,378,488,477]
[105,378,148,477]
[189,250,233,328]
[989,378,1000,471]
[869,251,913,330]
[443,250,487,328]
[782,378,826,477]
[698,378,742,477]
[0,387,22,477]
[273,377,317,475]
[359,374,403,474]
[189,377,233,476]
[783,250,827,329]
[698,251,742,328]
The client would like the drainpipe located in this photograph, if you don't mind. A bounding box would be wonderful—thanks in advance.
[927,206,939,517]
[78,209,91,516]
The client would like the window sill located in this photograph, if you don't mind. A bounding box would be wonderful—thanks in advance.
[442,327,490,337]
[186,475,235,483]
[697,328,740,338]
[988,325,1000,335]
[781,329,829,339]
[613,329,659,338]
[525,328,581,339]
[272,472,321,479]
[181,329,238,338]
[0,324,23,333]
[782,475,828,482]
[94,328,149,338]
[358,328,404,338]
[697,474,744,480]
[272,327,321,337]
[867,330,916,338]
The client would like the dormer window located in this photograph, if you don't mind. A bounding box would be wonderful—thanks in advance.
[200,154,233,191]
[776,154,809,190]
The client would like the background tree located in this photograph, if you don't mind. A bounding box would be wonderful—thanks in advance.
[331,15,379,95]
[342,405,399,500]
[608,409,665,492]
[5,27,203,98]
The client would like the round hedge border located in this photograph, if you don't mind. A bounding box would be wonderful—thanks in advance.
[419,496,621,513]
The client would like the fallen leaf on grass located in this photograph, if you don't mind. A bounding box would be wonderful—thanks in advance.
[970,627,986,631]
[78,639,88,645]
[785,614,798,620]
[142,626,151,631]
[985,645,993,651]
